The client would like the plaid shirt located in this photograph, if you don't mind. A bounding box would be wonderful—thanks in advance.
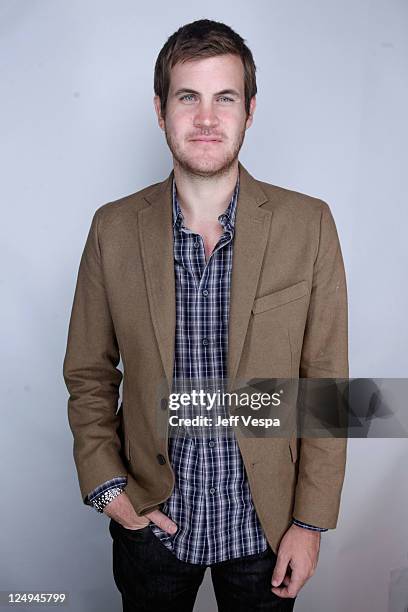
[86,174,327,564]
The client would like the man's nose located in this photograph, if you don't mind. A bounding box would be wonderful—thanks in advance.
[193,103,219,128]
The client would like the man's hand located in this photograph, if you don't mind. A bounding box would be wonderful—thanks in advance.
[271,523,321,599]
[103,491,178,535]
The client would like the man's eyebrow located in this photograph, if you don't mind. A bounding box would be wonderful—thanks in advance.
[173,88,241,97]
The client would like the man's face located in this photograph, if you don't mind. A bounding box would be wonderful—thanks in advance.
[154,53,256,177]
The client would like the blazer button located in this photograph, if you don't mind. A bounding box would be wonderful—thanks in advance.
[157,454,166,465]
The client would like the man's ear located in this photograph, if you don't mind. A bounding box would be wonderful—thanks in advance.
[245,96,256,129]
[153,95,165,130]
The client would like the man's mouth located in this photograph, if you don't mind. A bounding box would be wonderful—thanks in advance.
[189,137,222,143]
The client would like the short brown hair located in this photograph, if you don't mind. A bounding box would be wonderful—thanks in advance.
[154,19,257,120]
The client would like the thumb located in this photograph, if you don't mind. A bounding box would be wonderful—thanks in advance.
[146,509,178,535]
[271,554,289,587]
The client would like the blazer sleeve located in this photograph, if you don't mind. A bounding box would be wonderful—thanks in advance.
[63,209,128,504]
[293,201,349,529]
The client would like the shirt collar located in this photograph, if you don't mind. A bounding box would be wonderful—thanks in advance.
[172,174,240,231]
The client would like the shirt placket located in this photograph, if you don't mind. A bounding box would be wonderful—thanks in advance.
[182,222,234,563]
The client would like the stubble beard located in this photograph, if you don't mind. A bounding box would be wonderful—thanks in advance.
[164,122,247,179]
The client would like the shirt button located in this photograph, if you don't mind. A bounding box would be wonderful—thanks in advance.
[209,487,216,495]
[202,338,209,346]
[160,398,168,411]
[202,289,209,297]
[194,241,200,248]
[208,440,215,448]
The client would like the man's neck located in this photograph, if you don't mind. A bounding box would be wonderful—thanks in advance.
[173,160,239,227]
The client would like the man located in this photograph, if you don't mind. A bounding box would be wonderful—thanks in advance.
[63,18,348,612]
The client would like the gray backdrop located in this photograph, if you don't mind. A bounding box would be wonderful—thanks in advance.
[1,1,407,610]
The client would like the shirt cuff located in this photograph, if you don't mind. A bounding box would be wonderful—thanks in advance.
[86,476,128,507]
[292,518,328,532]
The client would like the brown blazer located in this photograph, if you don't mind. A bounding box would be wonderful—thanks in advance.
[63,161,348,554]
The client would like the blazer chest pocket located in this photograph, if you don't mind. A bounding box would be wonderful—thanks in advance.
[252,280,308,315]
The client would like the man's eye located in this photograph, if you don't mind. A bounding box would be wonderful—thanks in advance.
[179,95,234,103]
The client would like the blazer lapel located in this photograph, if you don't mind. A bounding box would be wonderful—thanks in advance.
[138,171,176,393]
[227,162,272,389]
[137,162,273,395]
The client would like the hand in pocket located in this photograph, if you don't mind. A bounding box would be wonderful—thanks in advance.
[104,491,178,535]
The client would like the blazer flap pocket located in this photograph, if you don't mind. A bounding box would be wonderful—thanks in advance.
[289,434,298,463]
[125,436,131,462]
[252,280,308,315]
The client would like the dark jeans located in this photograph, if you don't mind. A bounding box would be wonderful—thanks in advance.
[109,518,296,611]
